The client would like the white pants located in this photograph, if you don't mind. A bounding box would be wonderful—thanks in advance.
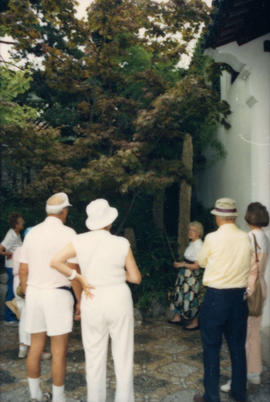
[81,283,134,402]
[16,295,31,346]
[13,276,30,345]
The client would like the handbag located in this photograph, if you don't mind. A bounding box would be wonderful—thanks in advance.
[247,234,264,317]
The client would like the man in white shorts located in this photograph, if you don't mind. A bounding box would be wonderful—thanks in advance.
[19,193,81,402]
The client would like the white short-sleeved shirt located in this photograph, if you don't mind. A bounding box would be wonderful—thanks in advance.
[20,216,77,289]
[72,229,130,287]
[184,239,203,262]
[1,229,23,267]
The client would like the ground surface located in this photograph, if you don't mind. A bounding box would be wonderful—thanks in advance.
[0,319,269,401]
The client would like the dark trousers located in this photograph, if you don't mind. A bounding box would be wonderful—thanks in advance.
[200,287,248,402]
[4,267,17,322]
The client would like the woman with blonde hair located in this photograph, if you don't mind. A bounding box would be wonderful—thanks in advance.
[169,221,204,330]
[51,199,141,402]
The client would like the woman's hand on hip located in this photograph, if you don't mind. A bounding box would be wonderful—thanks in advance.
[78,275,95,299]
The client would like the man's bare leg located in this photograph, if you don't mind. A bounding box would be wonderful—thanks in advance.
[50,333,69,402]
[27,332,46,377]
[50,333,69,385]
[27,332,46,401]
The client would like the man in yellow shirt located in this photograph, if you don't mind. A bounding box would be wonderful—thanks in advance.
[194,198,252,402]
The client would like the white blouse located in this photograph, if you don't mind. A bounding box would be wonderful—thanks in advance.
[248,229,269,255]
[184,239,203,262]
[1,229,22,268]
[72,230,130,287]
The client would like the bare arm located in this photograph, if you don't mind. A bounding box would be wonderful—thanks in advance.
[184,261,200,270]
[125,248,141,284]
[0,244,12,258]
[173,260,200,270]
[50,243,94,298]
[67,262,82,301]
[68,262,83,320]
[19,263,29,294]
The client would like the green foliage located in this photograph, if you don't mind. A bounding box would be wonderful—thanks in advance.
[0,0,230,313]
[0,67,38,127]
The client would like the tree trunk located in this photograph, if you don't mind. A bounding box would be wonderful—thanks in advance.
[0,146,2,187]
[177,133,193,258]
[153,190,165,231]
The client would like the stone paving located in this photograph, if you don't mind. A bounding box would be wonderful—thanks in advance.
[0,319,270,401]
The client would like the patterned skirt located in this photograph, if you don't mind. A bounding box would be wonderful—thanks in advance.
[170,259,203,321]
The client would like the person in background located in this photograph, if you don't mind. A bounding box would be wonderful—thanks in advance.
[0,212,24,325]
[221,202,269,392]
[193,198,252,402]
[51,198,142,402]
[19,193,84,402]
[0,253,6,320]
[169,221,204,330]
[7,227,32,358]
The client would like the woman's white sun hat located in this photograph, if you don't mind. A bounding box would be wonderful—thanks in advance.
[86,199,118,230]
[211,197,239,217]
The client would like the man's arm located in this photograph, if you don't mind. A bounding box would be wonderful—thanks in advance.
[197,236,211,268]
[19,263,29,294]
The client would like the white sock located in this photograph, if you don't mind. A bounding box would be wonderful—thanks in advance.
[52,384,65,402]
[28,377,43,401]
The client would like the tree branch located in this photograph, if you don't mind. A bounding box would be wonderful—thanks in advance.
[0,56,25,71]
[115,190,139,235]
[0,40,18,45]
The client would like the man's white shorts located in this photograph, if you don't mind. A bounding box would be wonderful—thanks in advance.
[25,286,74,336]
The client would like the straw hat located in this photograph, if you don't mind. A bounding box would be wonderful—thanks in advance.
[85,199,118,230]
[211,198,239,217]
[46,192,72,214]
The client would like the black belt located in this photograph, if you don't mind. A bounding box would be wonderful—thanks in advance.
[184,257,194,264]
[57,286,72,292]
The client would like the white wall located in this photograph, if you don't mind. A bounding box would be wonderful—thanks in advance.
[197,34,270,358]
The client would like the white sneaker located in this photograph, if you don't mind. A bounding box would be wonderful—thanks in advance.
[18,345,28,358]
[220,379,231,392]
[247,373,261,384]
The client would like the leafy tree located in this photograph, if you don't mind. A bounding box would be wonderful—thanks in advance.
[0,0,231,312]
[0,1,213,203]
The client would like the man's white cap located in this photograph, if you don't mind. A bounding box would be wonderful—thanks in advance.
[46,192,72,215]
[85,199,118,230]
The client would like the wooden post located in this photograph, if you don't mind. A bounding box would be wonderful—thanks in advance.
[153,190,165,231]
[177,133,193,258]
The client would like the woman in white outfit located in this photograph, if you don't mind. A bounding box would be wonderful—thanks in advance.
[221,202,269,392]
[51,199,141,402]
[12,243,31,357]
